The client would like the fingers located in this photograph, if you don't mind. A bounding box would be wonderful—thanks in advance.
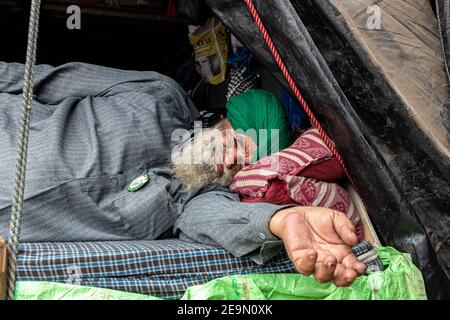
[333,212,358,246]
[331,211,366,281]
[293,251,359,286]
[342,253,367,275]
[291,249,317,275]
[279,209,364,287]
[313,255,337,283]
[333,264,358,287]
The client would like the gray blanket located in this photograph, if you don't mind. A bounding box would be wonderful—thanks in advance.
[0,62,284,264]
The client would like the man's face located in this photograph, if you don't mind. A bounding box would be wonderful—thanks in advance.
[215,126,257,175]
[171,121,257,190]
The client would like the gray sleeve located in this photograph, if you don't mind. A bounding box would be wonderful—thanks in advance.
[0,62,172,104]
[175,190,291,264]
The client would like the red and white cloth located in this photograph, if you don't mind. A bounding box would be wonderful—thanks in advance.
[231,128,364,240]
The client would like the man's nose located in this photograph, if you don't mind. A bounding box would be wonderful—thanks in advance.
[226,139,248,169]
[224,147,237,169]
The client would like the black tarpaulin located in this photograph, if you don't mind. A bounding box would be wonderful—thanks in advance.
[204,0,450,298]
[436,0,450,136]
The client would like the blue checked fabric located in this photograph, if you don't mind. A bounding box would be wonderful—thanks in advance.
[352,242,384,273]
[16,240,295,299]
[17,240,383,299]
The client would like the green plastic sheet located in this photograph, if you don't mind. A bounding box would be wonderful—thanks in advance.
[14,281,160,300]
[14,247,427,300]
[181,247,427,300]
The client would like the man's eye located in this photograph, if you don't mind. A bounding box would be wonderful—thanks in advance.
[235,137,244,148]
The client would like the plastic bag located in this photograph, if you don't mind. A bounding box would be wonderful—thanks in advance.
[188,17,229,85]
[14,281,160,300]
[181,247,427,300]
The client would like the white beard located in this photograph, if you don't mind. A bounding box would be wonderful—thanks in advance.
[171,128,237,191]
[172,162,235,191]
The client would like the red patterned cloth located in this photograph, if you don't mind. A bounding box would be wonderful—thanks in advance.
[231,128,364,240]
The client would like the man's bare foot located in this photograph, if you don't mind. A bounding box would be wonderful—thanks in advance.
[269,206,367,287]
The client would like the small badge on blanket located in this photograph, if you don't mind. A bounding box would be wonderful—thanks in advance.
[128,174,150,192]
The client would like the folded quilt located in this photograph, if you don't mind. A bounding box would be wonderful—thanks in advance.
[231,128,364,240]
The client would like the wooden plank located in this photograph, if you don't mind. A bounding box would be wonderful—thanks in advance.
[346,185,381,245]
[0,0,188,25]
[0,236,6,300]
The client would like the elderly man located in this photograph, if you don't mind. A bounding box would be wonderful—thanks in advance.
[0,62,365,286]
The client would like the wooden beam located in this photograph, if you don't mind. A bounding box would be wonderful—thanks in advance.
[347,185,381,246]
[0,236,6,300]
[0,0,188,25]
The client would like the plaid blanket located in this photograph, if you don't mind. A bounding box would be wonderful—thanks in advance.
[17,240,294,299]
[16,240,382,299]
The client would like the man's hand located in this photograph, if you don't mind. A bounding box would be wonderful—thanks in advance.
[269,206,367,287]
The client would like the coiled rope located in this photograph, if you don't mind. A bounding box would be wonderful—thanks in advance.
[244,0,356,189]
[6,0,42,300]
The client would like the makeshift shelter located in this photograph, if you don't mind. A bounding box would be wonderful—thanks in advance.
[202,0,450,298]
[0,0,449,299]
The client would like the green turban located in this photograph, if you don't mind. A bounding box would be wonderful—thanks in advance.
[226,89,294,160]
